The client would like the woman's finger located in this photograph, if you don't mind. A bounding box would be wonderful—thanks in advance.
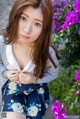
[19,72,27,79]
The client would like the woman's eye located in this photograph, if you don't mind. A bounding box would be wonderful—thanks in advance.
[20,16,26,21]
[34,22,41,27]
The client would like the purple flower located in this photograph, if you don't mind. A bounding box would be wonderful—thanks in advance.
[51,100,61,113]
[61,22,68,30]
[75,90,80,95]
[57,8,62,12]
[52,1,57,8]
[52,0,80,32]
[61,10,80,30]
[61,104,66,110]
[52,12,61,33]
[64,1,69,6]
[73,0,80,12]
[55,112,66,119]
[51,100,66,119]
[75,69,80,80]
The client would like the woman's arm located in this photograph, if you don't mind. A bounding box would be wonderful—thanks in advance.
[36,66,59,84]
[0,57,7,78]
[0,35,8,78]
[36,46,59,84]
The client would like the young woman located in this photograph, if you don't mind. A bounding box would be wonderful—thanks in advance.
[0,0,60,119]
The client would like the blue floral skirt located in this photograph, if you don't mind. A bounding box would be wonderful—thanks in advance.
[2,80,50,119]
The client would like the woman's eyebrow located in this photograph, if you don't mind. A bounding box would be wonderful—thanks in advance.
[22,13,43,23]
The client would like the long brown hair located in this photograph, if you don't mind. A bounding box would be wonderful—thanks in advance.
[3,0,60,79]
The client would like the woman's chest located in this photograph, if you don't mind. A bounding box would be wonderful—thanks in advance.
[13,51,31,70]
[6,44,34,71]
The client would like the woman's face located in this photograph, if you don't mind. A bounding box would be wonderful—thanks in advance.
[17,6,43,45]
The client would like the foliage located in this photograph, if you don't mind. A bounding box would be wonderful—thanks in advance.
[49,59,80,114]
[51,0,80,67]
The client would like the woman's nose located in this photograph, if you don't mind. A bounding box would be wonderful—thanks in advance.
[24,23,32,34]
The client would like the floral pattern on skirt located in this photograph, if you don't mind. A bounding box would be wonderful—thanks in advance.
[2,80,50,119]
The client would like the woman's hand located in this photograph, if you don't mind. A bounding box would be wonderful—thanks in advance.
[6,64,37,84]
[6,64,19,82]
[6,70,19,82]
[19,72,37,84]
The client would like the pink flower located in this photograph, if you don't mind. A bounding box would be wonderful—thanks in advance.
[51,100,61,113]
[51,100,66,119]
[75,69,80,80]
[75,90,80,95]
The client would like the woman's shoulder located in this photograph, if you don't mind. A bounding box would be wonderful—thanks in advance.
[0,35,5,45]
[0,35,5,50]
[0,35,5,43]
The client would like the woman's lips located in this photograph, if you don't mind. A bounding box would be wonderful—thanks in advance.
[20,34,30,39]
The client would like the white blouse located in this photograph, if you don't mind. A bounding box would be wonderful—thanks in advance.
[6,45,35,73]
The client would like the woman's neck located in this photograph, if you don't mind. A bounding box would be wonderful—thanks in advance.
[14,40,33,50]
[13,42,34,58]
